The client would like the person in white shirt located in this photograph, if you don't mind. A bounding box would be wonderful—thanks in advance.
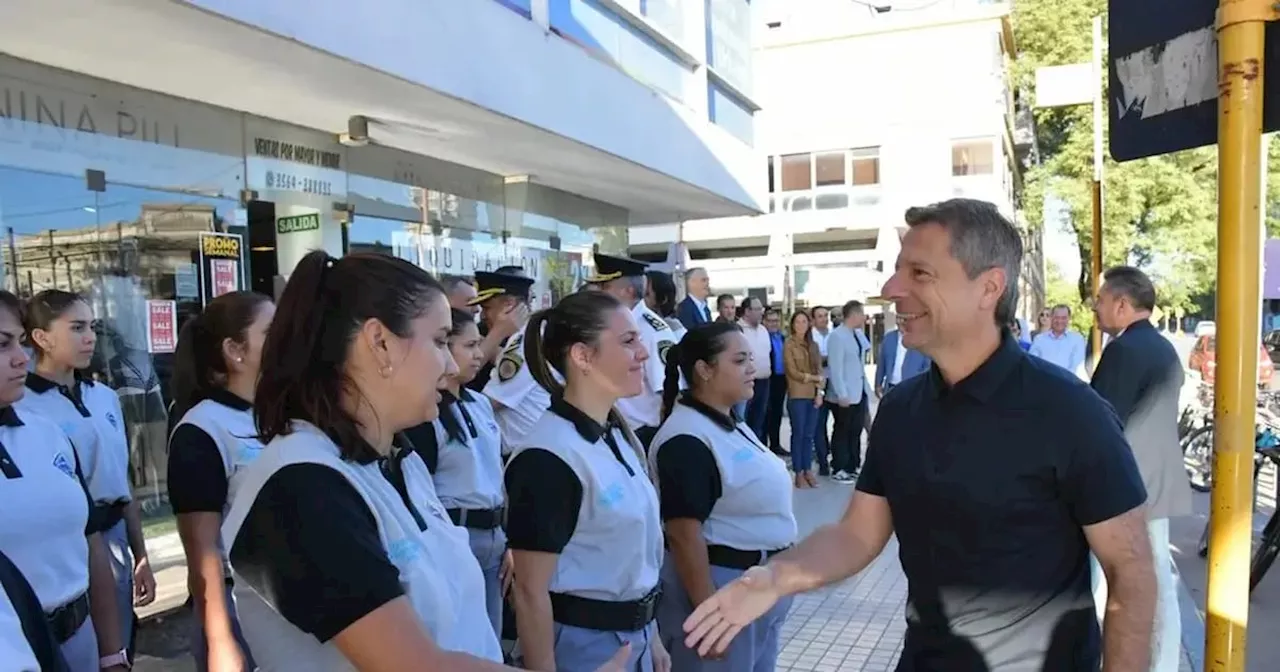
[475,272,545,455]
[165,291,275,672]
[736,297,772,442]
[810,306,835,475]
[18,290,156,649]
[0,289,129,672]
[1029,305,1087,379]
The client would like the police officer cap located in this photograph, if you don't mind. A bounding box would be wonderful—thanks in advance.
[469,270,535,306]
[586,254,649,283]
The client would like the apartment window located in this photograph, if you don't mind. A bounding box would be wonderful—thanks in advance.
[851,148,880,186]
[952,139,995,176]
[767,157,775,193]
[780,153,812,191]
[814,152,846,187]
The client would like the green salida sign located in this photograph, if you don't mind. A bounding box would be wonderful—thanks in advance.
[276,213,321,235]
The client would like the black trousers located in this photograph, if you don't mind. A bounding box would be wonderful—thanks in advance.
[765,373,788,450]
[830,397,868,473]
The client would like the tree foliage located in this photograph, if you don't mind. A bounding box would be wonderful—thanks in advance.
[1013,0,1225,313]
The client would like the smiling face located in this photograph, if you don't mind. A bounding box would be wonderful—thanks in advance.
[572,305,648,399]
[880,221,1006,354]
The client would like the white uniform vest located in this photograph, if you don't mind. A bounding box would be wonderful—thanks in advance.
[616,302,676,429]
[0,410,91,610]
[172,397,264,516]
[509,412,663,601]
[18,378,132,503]
[483,327,552,454]
[649,401,798,551]
[222,422,502,670]
[430,392,505,511]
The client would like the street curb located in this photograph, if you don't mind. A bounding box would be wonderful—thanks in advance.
[1173,559,1205,671]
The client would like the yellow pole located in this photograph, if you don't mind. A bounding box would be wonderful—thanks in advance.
[1207,1,1270,669]
[1091,15,1105,368]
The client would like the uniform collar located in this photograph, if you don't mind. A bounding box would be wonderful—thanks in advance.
[25,371,89,395]
[441,387,474,405]
[549,395,615,443]
[678,392,737,431]
[206,388,252,412]
[0,406,23,427]
[925,330,1024,403]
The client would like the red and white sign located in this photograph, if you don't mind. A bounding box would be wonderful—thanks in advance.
[211,259,239,298]
[146,300,177,354]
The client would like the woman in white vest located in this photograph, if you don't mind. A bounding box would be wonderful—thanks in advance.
[649,322,798,671]
[165,291,274,672]
[221,251,629,672]
[401,307,510,639]
[505,290,671,672]
[17,290,155,649]
[0,290,130,671]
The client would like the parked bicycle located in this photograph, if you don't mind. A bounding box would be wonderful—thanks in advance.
[1186,390,1280,592]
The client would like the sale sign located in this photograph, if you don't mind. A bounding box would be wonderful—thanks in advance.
[211,259,239,299]
[146,300,177,354]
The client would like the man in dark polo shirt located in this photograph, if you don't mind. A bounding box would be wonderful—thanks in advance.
[683,198,1157,671]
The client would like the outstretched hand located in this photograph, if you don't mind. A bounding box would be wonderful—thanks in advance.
[683,565,782,658]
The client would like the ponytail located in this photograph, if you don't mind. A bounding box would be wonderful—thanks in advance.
[255,251,350,447]
[170,312,212,419]
[523,309,564,399]
[660,341,683,421]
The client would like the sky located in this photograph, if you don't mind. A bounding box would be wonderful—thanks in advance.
[1043,193,1081,282]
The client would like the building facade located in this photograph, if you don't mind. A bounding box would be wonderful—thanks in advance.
[0,0,763,521]
[629,0,1043,322]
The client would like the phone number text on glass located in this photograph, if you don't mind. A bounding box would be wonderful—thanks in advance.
[265,170,333,196]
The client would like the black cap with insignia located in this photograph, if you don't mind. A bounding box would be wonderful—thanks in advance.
[469,270,535,306]
[585,254,649,284]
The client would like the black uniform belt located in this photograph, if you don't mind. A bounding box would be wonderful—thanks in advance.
[94,500,128,531]
[550,584,661,632]
[46,591,90,644]
[706,544,791,571]
[447,506,504,530]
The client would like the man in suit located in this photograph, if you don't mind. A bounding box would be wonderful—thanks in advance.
[875,326,931,397]
[1090,265,1191,671]
[827,300,874,483]
[676,266,713,330]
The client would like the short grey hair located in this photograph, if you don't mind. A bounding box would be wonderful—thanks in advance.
[1102,266,1157,312]
[904,199,1023,325]
[684,266,707,281]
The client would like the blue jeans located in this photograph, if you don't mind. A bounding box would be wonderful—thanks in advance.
[744,378,771,442]
[787,399,818,473]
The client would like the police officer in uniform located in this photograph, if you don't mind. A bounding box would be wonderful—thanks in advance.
[587,255,674,451]
[166,291,274,671]
[649,323,797,671]
[468,267,531,394]
[504,290,671,672]
[0,290,129,671]
[18,290,155,649]
[474,271,547,455]
[402,308,510,639]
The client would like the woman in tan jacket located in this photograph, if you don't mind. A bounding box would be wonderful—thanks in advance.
[783,310,825,488]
